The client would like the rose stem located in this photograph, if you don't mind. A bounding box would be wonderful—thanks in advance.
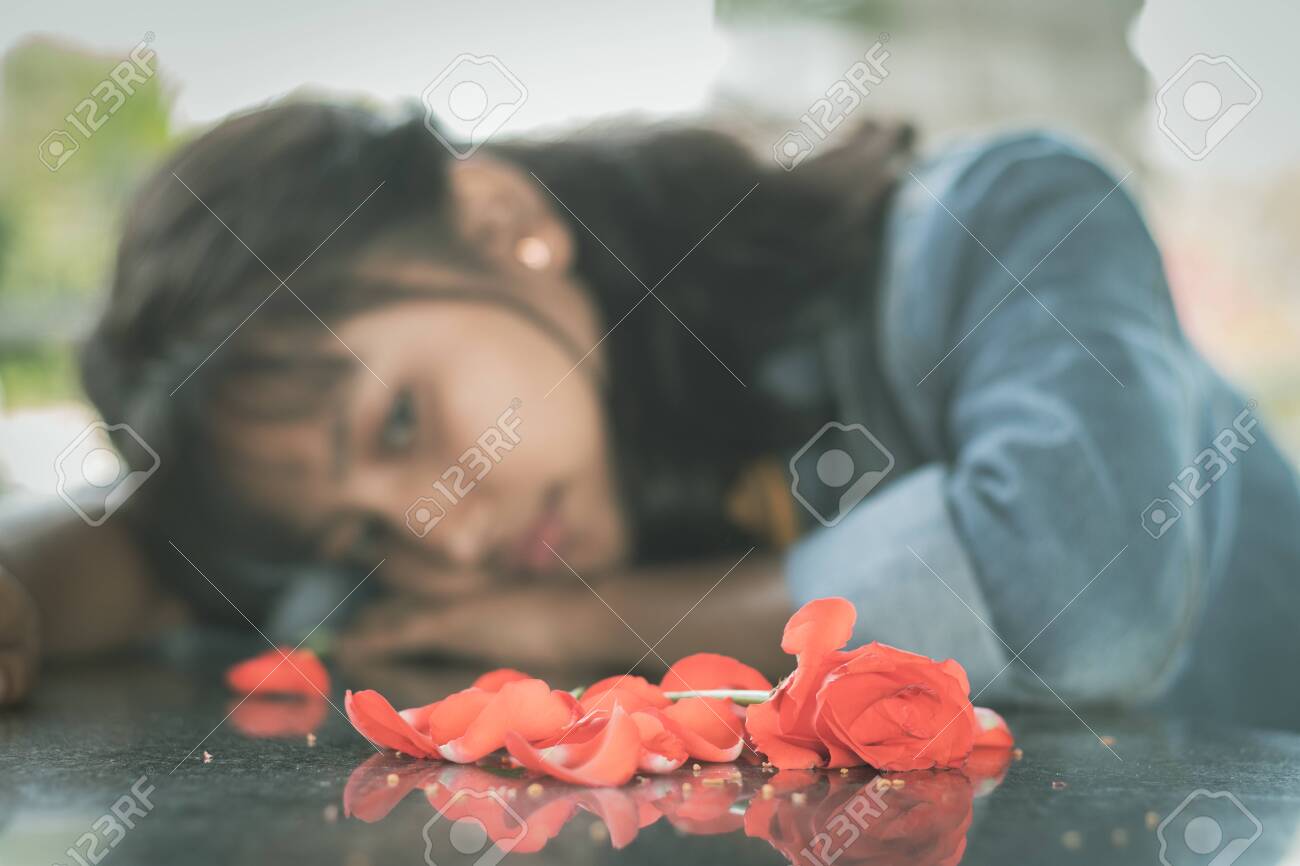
[661,689,772,705]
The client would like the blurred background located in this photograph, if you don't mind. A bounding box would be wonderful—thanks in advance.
[1,0,1298,495]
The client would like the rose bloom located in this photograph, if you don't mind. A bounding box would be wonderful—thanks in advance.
[747,598,982,771]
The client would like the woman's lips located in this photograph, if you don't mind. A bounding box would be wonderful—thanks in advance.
[509,497,567,573]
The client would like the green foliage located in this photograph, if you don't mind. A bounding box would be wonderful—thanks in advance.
[0,345,79,408]
[0,36,174,305]
[0,36,175,405]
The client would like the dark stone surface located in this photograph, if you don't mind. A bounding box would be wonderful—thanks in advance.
[3,656,1299,866]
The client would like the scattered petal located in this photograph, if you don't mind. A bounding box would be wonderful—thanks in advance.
[661,653,773,693]
[661,698,745,763]
[780,597,855,657]
[472,668,533,692]
[505,708,642,787]
[436,680,579,763]
[579,676,671,714]
[972,707,1015,750]
[629,710,689,774]
[344,689,439,757]
[225,647,330,696]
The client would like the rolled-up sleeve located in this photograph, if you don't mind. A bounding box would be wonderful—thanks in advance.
[787,463,1011,691]
[787,133,1204,705]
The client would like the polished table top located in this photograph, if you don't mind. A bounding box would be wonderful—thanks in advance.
[3,653,1300,866]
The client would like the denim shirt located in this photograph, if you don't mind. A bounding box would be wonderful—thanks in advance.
[782,131,1300,729]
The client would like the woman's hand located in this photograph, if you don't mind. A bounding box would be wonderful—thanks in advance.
[340,582,624,669]
[0,564,40,706]
[339,553,793,676]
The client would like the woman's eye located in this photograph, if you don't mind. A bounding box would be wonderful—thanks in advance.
[379,388,417,452]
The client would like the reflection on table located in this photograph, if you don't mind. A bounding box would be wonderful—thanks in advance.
[341,747,1012,866]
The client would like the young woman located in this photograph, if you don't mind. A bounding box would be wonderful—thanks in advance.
[2,101,1298,729]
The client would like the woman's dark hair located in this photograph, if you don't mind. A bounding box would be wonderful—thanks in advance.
[82,99,912,594]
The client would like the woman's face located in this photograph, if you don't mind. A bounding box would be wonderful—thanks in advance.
[227,283,629,592]
[222,258,630,598]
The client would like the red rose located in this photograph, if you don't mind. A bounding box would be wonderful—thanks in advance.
[747,598,983,771]
[814,643,976,771]
[746,598,859,768]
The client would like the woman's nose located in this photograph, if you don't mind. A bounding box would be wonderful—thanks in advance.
[393,493,495,569]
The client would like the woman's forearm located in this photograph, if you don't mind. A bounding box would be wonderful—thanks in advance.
[599,552,794,678]
[0,494,183,658]
[339,551,795,677]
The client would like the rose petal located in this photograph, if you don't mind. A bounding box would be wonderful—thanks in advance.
[781,597,855,657]
[660,697,745,762]
[972,707,1014,749]
[419,688,494,740]
[472,668,533,692]
[779,648,869,742]
[630,710,689,774]
[754,650,854,769]
[437,679,578,763]
[746,698,824,769]
[225,647,330,696]
[660,653,773,693]
[505,708,642,787]
[344,689,439,757]
[579,675,671,714]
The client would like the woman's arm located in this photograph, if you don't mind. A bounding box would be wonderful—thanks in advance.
[0,494,184,704]
[793,133,1201,705]
[339,553,794,679]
